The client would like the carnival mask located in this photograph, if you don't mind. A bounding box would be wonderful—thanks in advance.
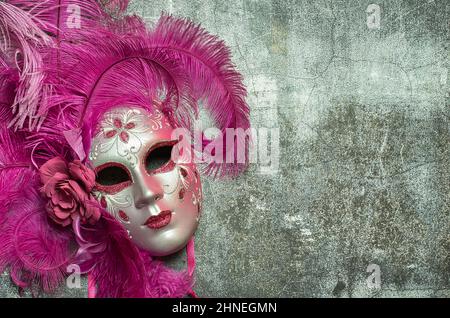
[89,106,202,256]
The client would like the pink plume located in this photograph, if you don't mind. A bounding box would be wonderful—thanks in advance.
[6,0,131,39]
[0,61,18,109]
[32,14,250,177]
[86,210,192,298]
[0,188,75,293]
[153,15,251,177]
[0,111,75,293]
[0,2,52,131]
[28,25,195,163]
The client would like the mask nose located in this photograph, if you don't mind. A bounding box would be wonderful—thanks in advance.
[133,174,163,210]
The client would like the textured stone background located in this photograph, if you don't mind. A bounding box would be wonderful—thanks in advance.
[1,0,449,297]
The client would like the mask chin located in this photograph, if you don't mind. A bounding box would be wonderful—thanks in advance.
[89,105,202,255]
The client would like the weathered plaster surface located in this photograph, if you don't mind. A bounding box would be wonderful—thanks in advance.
[1,0,448,297]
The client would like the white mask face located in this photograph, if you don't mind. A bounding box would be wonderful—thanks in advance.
[89,106,202,256]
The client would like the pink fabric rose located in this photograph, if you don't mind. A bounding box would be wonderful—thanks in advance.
[39,157,100,227]
[68,160,96,192]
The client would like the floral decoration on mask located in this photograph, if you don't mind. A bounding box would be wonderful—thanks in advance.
[90,109,156,167]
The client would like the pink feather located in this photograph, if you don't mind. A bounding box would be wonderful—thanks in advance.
[0,61,18,109]
[153,15,250,177]
[0,188,75,293]
[85,210,192,298]
[4,1,142,132]
[0,2,52,131]
[6,0,131,39]
[0,109,75,293]
[31,14,250,177]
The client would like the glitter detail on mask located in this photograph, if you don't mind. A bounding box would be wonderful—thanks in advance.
[100,196,107,208]
[95,162,132,194]
[118,210,130,222]
[178,188,185,200]
[91,109,152,167]
[93,191,133,220]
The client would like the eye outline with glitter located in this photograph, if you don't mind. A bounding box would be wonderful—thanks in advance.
[95,162,133,195]
[143,139,179,176]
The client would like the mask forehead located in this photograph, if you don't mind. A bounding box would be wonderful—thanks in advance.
[89,106,174,166]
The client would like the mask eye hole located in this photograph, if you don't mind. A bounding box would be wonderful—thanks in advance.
[95,163,132,194]
[145,141,176,174]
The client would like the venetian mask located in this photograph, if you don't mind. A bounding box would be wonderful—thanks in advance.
[88,105,202,256]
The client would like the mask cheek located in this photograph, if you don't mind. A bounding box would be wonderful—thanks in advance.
[172,165,203,216]
[99,193,143,242]
[93,189,134,224]
[93,164,201,254]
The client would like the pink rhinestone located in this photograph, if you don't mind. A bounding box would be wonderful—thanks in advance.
[178,188,185,200]
[105,130,117,138]
[113,118,122,128]
[119,131,129,143]
[100,197,107,208]
[118,210,129,222]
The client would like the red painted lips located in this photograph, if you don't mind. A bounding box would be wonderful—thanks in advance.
[144,210,172,229]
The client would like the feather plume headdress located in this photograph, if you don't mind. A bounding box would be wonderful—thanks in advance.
[0,1,250,297]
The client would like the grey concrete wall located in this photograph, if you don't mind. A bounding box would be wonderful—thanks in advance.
[1,0,448,297]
